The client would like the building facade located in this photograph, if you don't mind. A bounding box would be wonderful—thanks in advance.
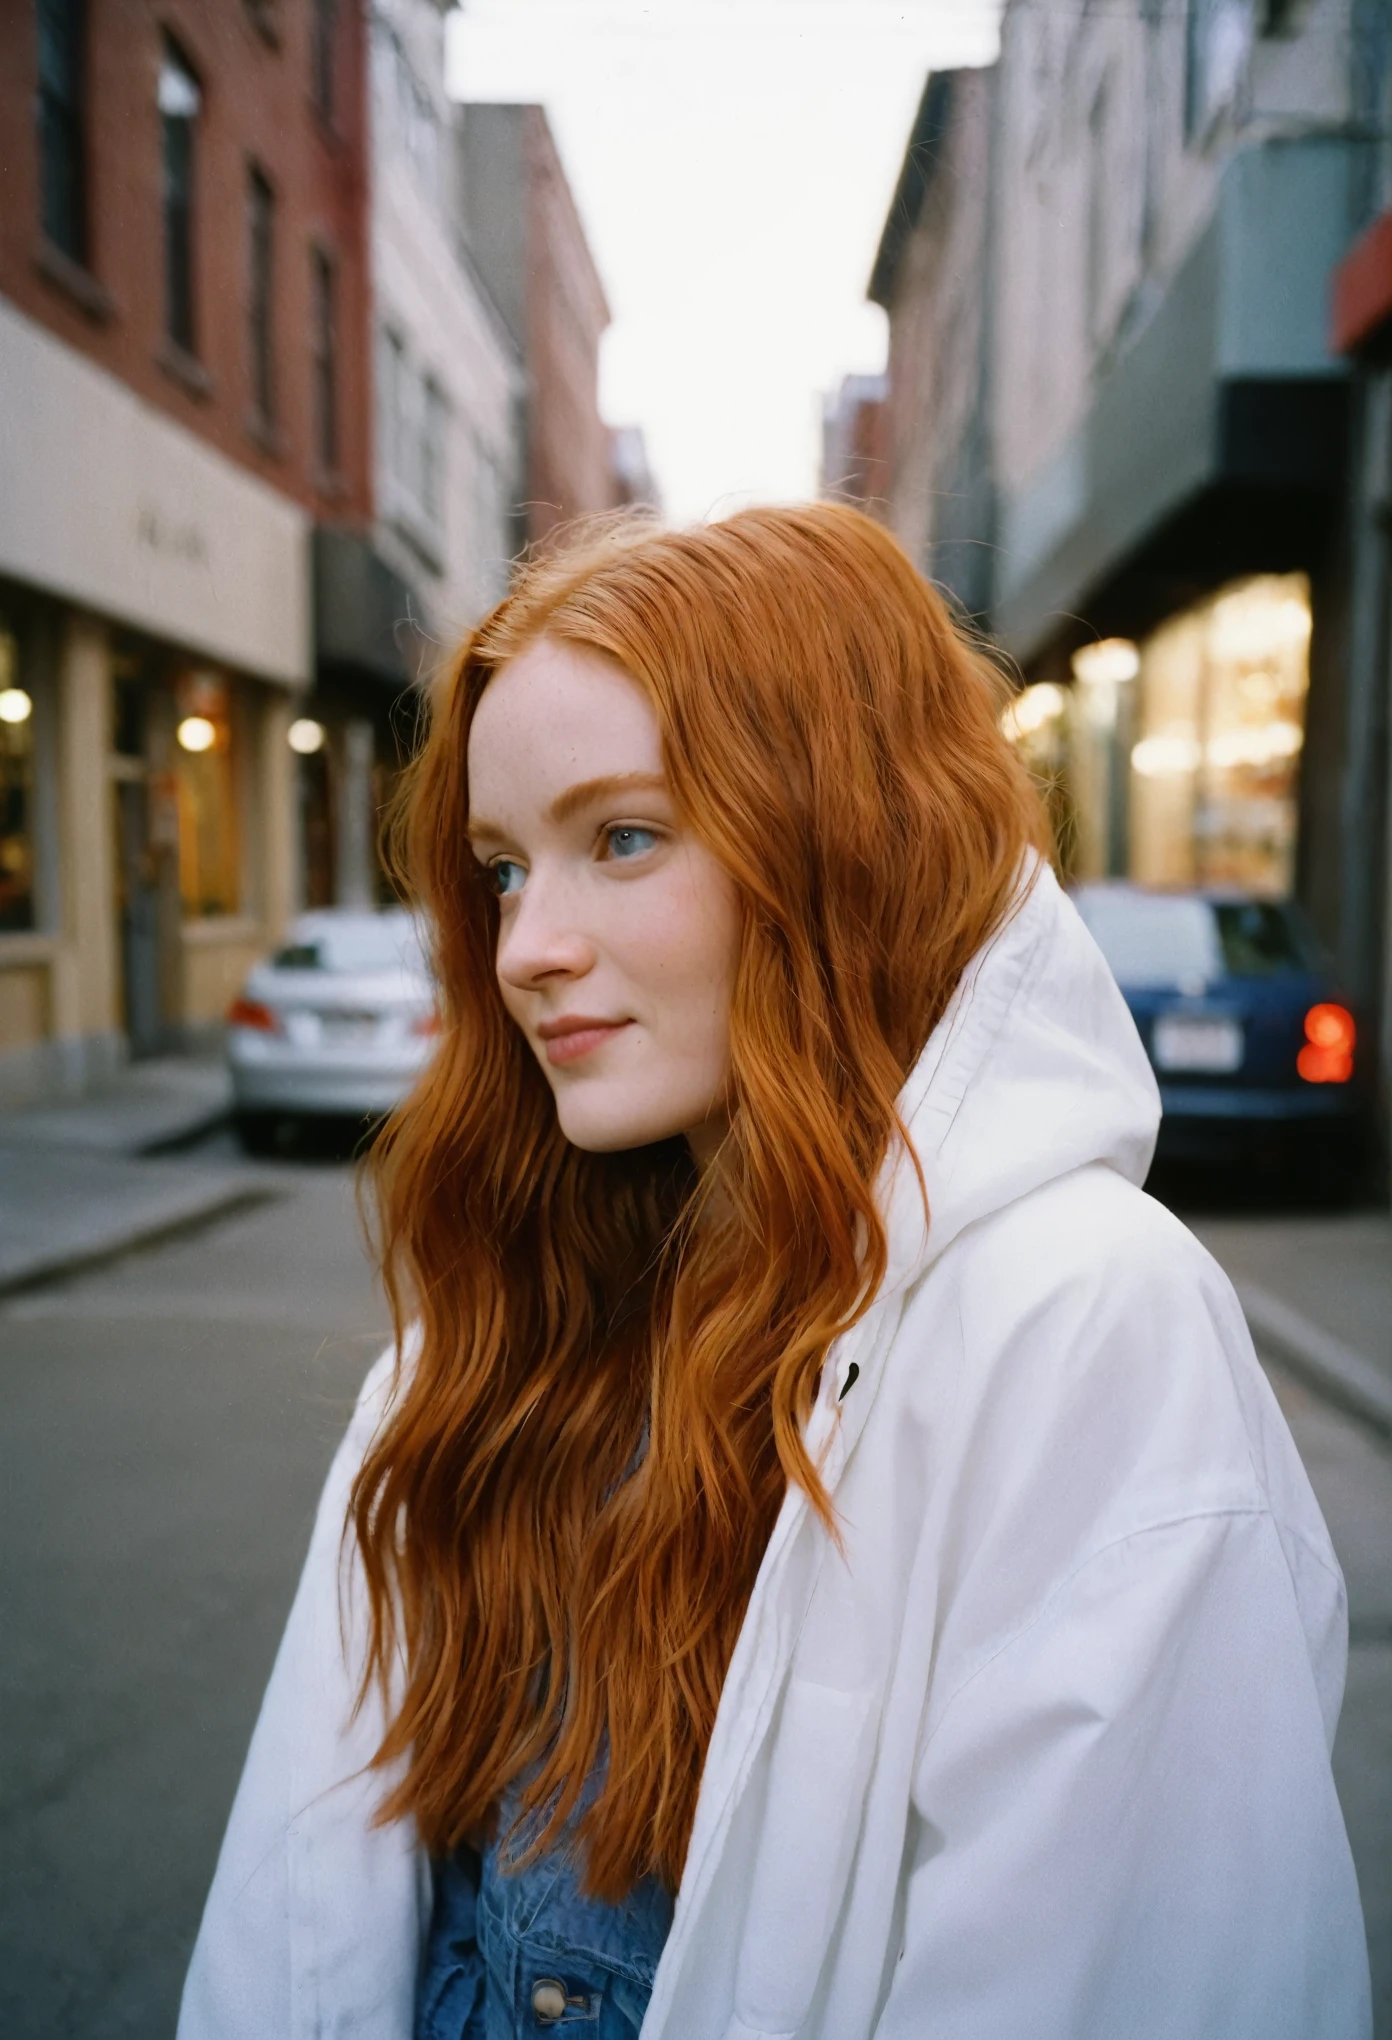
[869,69,995,614]
[1328,9,1392,1186]
[456,103,615,547]
[820,372,890,520]
[0,0,373,1100]
[289,0,523,913]
[871,0,1391,1146]
[608,423,662,513]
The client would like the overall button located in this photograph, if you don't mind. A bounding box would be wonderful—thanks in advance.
[531,1977,569,2023]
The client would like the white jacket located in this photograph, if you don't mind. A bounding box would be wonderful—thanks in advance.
[179,865,1371,2039]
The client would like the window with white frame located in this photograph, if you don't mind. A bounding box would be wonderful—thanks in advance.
[378,325,447,558]
[421,376,447,529]
[469,433,511,608]
[370,13,441,209]
[1185,0,1254,139]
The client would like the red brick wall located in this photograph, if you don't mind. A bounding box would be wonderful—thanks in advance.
[522,107,614,542]
[0,0,373,524]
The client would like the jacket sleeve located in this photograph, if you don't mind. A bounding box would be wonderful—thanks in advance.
[874,1504,1371,2040]
[177,1348,427,2040]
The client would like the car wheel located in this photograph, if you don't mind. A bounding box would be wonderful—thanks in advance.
[233,1108,282,1157]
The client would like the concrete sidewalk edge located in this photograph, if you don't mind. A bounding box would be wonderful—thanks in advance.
[0,1181,281,1299]
[1239,1281,1392,1438]
[136,1099,234,1156]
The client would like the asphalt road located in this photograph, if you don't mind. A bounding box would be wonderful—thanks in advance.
[0,1154,1387,2035]
[0,1159,390,2039]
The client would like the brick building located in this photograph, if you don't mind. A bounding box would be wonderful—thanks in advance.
[456,104,615,547]
[0,0,374,1096]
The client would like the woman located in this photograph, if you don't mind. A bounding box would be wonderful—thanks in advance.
[180,506,1369,2039]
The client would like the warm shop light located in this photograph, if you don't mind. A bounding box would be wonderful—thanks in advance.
[1001,682,1066,741]
[1072,637,1140,687]
[288,717,327,755]
[1209,585,1312,663]
[226,996,277,1031]
[177,714,217,753]
[1132,731,1202,777]
[1205,721,1304,771]
[1298,1003,1355,1084]
[0,687,33,724]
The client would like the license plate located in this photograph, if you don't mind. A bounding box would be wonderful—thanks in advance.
[1151,1014,1243,1073]
[316,1012,380,1045]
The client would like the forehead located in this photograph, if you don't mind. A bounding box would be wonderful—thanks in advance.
[466,638,662,810]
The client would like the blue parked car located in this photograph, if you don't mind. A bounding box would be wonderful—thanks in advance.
[1071,884,1364,1183]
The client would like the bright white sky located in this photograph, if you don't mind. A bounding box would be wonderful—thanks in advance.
[445,0,1001,521]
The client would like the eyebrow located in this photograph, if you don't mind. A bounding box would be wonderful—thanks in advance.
[467,771,669,844]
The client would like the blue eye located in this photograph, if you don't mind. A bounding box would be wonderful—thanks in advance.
[605,825,657,861]
[489,858,526,897]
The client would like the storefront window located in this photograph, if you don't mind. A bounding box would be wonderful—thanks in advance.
[0,623,36,933]
[1130,573,1310,896]
[1001,680,1071,857]
[1066,638,1140,879]
[174,671,240,916]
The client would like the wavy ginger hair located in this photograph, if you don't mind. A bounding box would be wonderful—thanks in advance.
[354,503,1048,1898]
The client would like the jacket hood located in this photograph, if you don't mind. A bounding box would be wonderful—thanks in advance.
[879,858,1161,1299]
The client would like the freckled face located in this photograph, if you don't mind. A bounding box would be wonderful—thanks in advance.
[466,638,742,1160]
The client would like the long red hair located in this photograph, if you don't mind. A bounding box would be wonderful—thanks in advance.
[353,504,1047,1897]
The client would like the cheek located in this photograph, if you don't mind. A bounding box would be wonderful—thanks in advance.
[635,857,741,1045]
[493,947,529,1027]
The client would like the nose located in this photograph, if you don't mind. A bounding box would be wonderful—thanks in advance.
[495,867,596,992]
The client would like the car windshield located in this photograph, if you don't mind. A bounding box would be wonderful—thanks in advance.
[272,914,426,976]
[1076,891,1316,986]
[1075,892,1224,987]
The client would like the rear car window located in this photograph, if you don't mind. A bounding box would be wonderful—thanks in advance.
[273,915,425,975]
[1074,892,1223,988]
[1212,901,1314,976]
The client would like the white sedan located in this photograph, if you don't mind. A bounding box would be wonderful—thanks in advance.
[226,909,437,1150]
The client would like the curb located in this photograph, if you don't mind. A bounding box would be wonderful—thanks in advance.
[138,1102,233,1156]
[1238,1281,1392,1438]
[0,1179,280,1299]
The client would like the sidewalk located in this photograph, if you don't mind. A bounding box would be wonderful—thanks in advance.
[1192,1212,1392,1434]
[0,1057,278,1295]
[0,1055,232,1154]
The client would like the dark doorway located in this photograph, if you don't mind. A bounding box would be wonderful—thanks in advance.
[111,646,181,1056]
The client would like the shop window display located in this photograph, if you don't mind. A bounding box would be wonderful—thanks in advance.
[174,672,241,917]
[0,622,36,933]
[1129,574,1310,896]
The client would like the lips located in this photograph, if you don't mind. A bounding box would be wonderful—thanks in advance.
[536,1015,632,1068]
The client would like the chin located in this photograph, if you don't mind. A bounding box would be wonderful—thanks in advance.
[553,1091,689,1155]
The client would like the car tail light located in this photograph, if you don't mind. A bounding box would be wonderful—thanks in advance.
[227,996,278,1032]
[1298,1003,1355,1084]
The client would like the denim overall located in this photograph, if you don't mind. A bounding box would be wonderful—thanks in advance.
[414,1778,674,2039]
